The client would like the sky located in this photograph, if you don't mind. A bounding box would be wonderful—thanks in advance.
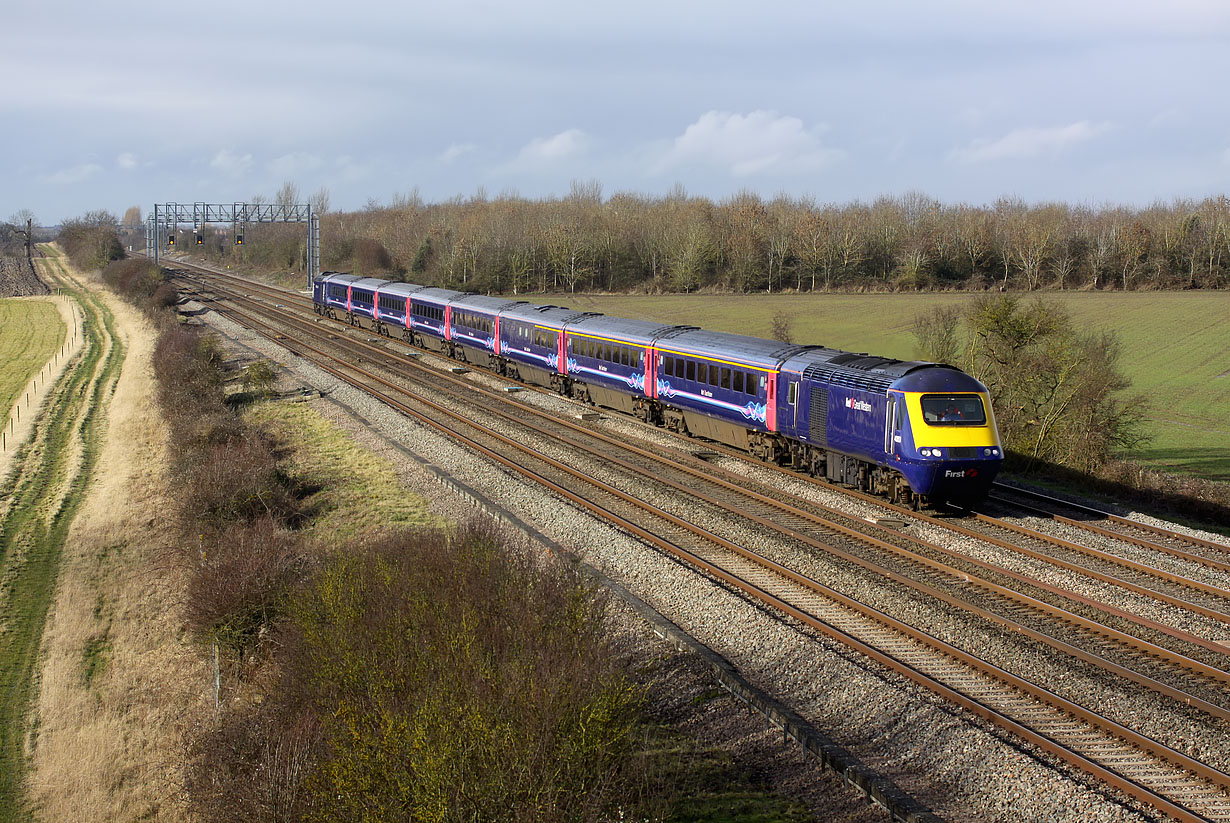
[3,0,1230,225]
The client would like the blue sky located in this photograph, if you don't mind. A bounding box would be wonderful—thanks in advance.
[4,0,1229,224]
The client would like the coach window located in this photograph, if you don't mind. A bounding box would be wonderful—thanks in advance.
[720,367,731,390]
[686,360,696,381]
[733,371,744,393]
[622,347,630,366]
[788,382,797,404]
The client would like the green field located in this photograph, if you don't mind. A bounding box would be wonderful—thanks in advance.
[552,291,1230,482]
[0,300,66,417]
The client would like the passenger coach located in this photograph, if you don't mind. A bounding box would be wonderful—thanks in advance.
[311,272,1003,506]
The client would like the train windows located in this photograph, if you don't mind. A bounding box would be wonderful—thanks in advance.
[720,368,730,390]
[920,394,986,425]
[733,371,744,393]
[787,382,797,404]
[686,360,696,381]
[664,356,674,377]
[622,347,630,366]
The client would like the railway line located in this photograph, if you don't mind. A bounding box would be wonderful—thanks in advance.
[162,257,1230,823]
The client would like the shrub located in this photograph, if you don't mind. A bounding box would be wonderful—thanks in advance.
[179,431,299,528]
[185,516,308,656]
[286,522,645,822]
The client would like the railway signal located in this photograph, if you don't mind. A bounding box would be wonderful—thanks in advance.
[194,230,203,245]
[167,233,175,247]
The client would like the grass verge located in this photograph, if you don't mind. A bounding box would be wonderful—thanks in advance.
[0,256,125,820]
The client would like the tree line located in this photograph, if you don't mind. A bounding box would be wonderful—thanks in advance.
[277,187,1230,294]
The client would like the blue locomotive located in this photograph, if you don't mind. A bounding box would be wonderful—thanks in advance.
[313,272,1003,506]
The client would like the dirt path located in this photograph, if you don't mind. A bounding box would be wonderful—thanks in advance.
[19,254,206,821]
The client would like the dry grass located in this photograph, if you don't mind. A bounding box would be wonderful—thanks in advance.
[27,264,208,822]
[248,401,441,542]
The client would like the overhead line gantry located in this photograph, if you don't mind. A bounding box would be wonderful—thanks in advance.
[147,201,320,288]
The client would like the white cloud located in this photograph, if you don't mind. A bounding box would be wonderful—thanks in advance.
[116,152,137,170]
[44,163,102,185]
[333,155,373,183]
[517,129,589,163]
[210,149,254,177]
[269,151,324,177]
[654,110,841,176]
[440,142,476,164]
[948,121,1112,163]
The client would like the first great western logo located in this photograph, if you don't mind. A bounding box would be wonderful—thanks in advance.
[844,397,873,413]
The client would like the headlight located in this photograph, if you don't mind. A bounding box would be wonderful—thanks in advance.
[984,448,992,455]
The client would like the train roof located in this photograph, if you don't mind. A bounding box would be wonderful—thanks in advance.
[449,294,528,314]
[654,328,805,370]
[499,303,599,329]
[349,277,389,292]
[892,366,988,394]
[565,315,692,346]
[318,272,362,285]
[376,281,426,297]
[780,346,983,394]
[413,287,469,304]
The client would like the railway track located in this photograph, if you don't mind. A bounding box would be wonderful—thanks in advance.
[165,259,1230,822]
[987,483,1230,567]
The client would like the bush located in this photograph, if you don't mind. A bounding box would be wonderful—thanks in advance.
[180,432,299,528]
[289,522,644,822]
[185,516,308,656]
[59,212,124,270]
[188,522,648,823]
[915,295,1150,472]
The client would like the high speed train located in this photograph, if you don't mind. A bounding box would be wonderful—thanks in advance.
[313,272,1003,506]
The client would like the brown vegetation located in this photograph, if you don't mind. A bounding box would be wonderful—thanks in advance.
[57,212,123,272]
[99,256,660,821]
[28,256,205,822]
[914,295,1150,474]
[197,188,1230,294]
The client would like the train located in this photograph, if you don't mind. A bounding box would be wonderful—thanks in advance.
[313,272,1004,507]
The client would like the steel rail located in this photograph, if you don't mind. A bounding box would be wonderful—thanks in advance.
[178,269,1230,662]
[198,292,1230,823]
[992,482,1230,554]
[176,265,1230,633]
[986,492,1230,572]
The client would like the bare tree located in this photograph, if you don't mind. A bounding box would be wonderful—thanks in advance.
[310,186,331,215]
[276,180,301,206]
[7,209,36,261]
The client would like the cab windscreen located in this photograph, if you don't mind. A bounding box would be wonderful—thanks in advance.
[920,394,986,425]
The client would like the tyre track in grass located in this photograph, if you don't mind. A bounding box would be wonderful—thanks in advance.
[0,251,124,820]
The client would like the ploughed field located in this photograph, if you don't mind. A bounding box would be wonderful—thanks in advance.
[561,291,1230,482]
